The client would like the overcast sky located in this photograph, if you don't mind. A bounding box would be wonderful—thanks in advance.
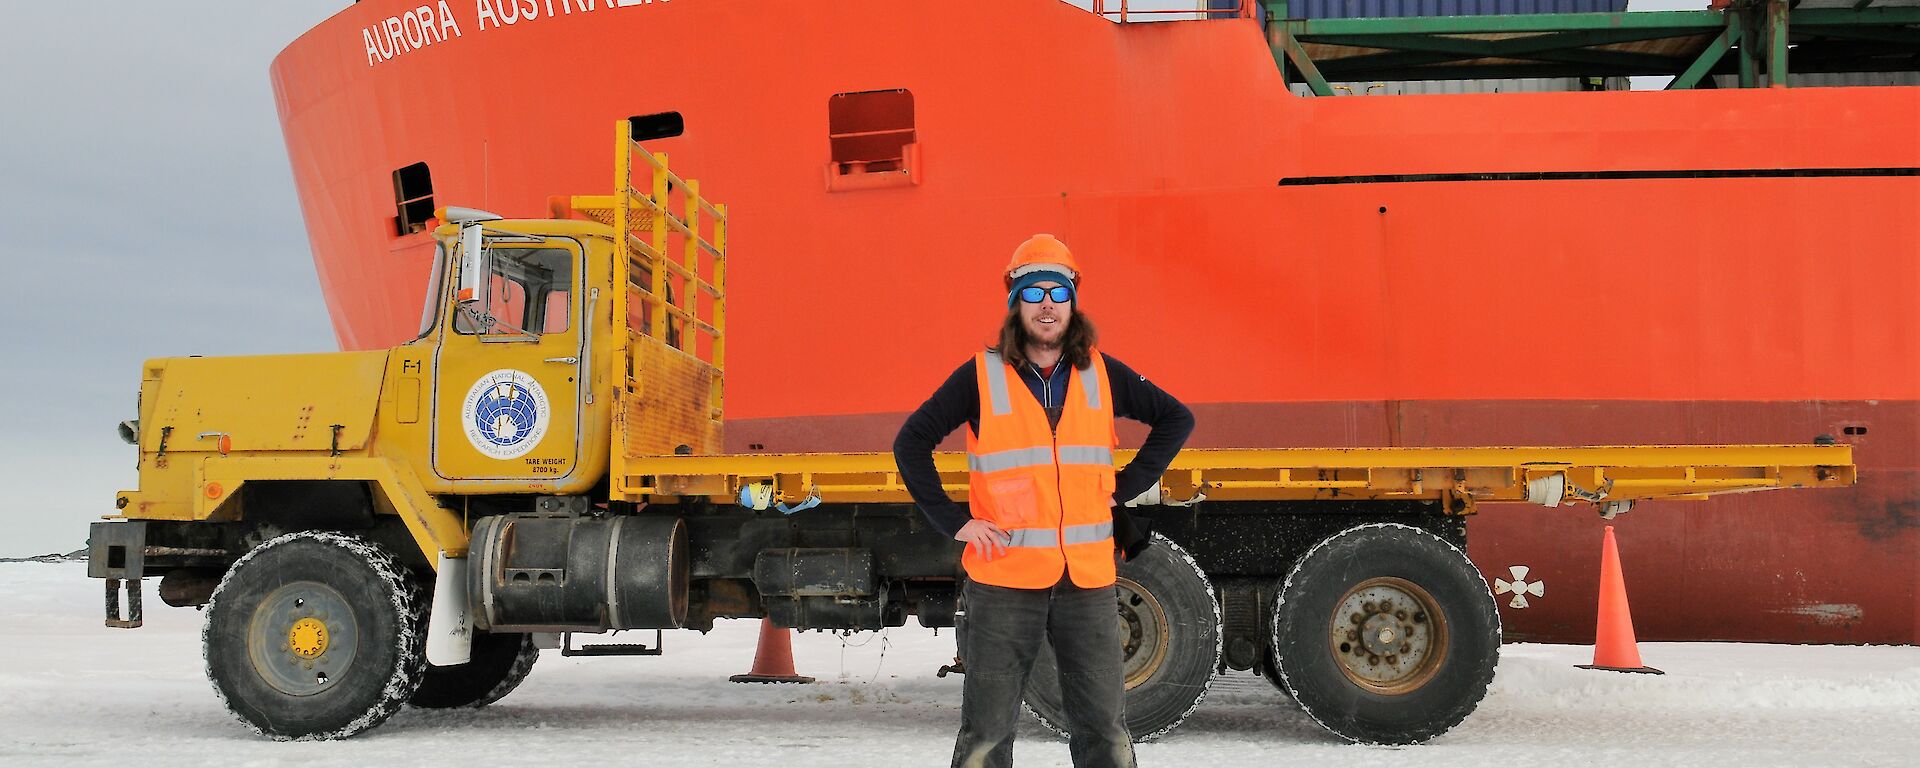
[0,0,1703,557]
[0,3,350,555]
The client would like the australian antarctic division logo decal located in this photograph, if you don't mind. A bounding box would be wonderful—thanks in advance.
[463,369,551,459]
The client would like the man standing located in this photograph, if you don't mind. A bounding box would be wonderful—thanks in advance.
[893,234,1194,768]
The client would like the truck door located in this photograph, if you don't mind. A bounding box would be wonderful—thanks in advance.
[433,238,585,482]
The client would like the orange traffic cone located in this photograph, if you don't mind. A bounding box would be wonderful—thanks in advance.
[729,618,815,684]
[1577,526,1663,674]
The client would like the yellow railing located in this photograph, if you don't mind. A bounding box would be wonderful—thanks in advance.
[570,121,729,494]
[570,121,728,369]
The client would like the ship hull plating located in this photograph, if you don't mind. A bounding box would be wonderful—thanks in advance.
[271,0,1919,643]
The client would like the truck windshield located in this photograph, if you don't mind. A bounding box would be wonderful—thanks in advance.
[454,247,573,336]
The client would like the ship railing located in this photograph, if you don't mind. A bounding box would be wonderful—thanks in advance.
[1081,0,1251,23]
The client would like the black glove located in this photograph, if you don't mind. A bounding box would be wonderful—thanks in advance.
[1111,509,1155,562]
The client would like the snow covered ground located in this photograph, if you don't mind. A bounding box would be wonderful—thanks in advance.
[2,561,1916,767]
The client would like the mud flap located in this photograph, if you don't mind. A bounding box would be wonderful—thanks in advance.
[425,554,474,666]
[88,521,147,629]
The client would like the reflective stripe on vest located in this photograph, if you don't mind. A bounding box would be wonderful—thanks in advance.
[968,446,1054,473]
[1056,445,1113,466]
[1002,521,1112,549]
[967,445,1111,472]
[984,350,1013,416]
[1079,362,1100,409]
[982,349,1101,414]
[1004,528,1056,548]
[1061,521,1113,545]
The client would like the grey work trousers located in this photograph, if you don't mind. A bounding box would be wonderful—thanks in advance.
[952,577,1135,768]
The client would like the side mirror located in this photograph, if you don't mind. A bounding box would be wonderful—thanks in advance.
[458,223,487,306]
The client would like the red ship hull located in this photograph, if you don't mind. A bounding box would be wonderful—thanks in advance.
[271,0,1918,643]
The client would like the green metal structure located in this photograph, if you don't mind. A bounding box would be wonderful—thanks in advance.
[1262,1,1920,96]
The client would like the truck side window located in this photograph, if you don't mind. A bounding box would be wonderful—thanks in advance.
[454,247,572,336]
[626,268,681,347]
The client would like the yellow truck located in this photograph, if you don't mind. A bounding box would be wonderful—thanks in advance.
[89,123,1855,745]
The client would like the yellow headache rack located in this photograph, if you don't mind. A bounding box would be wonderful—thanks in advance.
[569,122,729,498]
[625,444,1854,515]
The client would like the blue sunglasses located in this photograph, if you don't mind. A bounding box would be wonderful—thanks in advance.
[1016,285,1074,304]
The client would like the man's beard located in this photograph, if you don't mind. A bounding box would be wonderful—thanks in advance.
[1025,320,1065,351]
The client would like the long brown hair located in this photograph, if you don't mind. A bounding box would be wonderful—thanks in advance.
[993,309,1098,371]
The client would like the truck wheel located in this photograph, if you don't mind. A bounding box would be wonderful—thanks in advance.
[1271,522,1499,745]
[1257,646,1291,698]
[203,531,425,740]
[410,631,540,708]
[1023,533,1221,742]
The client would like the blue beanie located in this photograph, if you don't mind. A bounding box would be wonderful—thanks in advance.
[1007,269,1076,309]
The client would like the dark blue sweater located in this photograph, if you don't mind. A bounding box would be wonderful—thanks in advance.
[891,352,1195,557]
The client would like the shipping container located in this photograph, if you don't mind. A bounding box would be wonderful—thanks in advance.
[1289,76,1629,96]
[1284,0,1628,18]
[1712,71,1920,89]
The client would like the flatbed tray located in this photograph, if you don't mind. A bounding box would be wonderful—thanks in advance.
[619,444,1854,514]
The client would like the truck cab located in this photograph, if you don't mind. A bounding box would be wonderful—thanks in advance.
[402,212,610,490]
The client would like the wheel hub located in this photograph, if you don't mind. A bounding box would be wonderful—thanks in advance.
[1360,613,1401,655]
[1114,577,1168,690]
[246,580,360,697]
[1328,577,1447,695]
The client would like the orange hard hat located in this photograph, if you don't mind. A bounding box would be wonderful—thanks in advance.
[1004,234,1081,288]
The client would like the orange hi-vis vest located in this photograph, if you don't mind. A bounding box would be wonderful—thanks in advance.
[963,348,1119,589]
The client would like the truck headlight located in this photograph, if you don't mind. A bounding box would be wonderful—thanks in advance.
[118,420,139,446]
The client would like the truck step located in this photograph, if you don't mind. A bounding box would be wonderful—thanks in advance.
[560,631,663,657]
